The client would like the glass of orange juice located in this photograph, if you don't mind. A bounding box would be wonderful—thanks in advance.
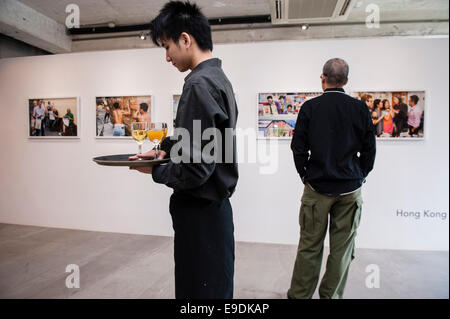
[147,122,167,157]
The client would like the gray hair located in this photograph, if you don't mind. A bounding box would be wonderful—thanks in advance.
[322,58,349,86]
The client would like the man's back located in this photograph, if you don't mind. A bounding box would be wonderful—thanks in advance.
[157,58,239,202]
[178,58,238,136]
[142,112,151,125]
[113,110,123,124]
[291,88,376,195]
[183,59,238,198]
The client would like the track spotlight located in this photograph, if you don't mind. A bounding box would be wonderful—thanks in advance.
[301,24,310,31]
[139,31,147,40]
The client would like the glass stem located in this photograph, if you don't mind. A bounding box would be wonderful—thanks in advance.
[138,143,142,155]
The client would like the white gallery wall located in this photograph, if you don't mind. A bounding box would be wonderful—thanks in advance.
[0,37,448,251]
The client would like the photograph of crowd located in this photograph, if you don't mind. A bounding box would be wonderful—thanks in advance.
[351,91,425,139]
[258,92,321,138]
[96,95,153,137]
[28,98,78,138]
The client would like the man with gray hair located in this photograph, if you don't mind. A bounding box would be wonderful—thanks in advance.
[288,58,376,299]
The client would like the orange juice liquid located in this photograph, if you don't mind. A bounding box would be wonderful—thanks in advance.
[147,129,165,143]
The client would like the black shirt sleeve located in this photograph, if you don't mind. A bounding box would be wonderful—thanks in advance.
[159,137,175,157]
[152,82,228,190]
[291,102,311,181]
[360,108,377,177]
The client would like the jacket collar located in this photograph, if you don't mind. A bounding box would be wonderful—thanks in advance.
[185,58,222,82]
[324,88,345,93]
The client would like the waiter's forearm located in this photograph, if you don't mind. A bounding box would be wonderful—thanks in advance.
[152,161,215,190]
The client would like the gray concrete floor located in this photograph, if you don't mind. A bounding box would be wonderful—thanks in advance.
[0,223,448,299]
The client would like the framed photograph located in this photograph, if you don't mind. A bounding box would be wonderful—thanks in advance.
[173,94,181,129]
[28,97,79,138]
[95,95,154,138]
[351,91,426,140]
[257,92,322,139]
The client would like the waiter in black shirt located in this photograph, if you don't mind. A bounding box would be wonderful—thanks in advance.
[288,58,376,299]
[130,1,238,299]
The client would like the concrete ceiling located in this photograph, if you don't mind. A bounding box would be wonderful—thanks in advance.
[17,0,271,26]
[1,0,449,54]
[16,0,450,26]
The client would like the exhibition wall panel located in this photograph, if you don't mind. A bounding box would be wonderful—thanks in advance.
[0,37,448,251]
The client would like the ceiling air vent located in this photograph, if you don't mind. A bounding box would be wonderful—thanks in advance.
[271,0,355,24]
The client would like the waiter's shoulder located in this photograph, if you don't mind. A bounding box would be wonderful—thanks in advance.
[186,71,224,97]
[186,71,216,89]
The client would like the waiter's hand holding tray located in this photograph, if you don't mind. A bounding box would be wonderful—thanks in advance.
[93,153,170,167]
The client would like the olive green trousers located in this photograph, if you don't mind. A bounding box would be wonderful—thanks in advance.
[288,183,363,299]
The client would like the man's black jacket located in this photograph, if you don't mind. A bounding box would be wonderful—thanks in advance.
[291,88,376,195]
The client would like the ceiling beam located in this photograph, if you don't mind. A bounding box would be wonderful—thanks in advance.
[71,21,449,52]
[0,0,71,53]
[67,15,273,35]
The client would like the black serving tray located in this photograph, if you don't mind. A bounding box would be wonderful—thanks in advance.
[93,154,170,167]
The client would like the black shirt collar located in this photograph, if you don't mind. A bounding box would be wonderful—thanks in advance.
[324,88,345,93]
[185,58,222,82]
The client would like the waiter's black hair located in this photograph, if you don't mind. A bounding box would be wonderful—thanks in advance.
[150,1,213,51]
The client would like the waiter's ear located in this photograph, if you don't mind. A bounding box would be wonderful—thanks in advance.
[179,32,192,49]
